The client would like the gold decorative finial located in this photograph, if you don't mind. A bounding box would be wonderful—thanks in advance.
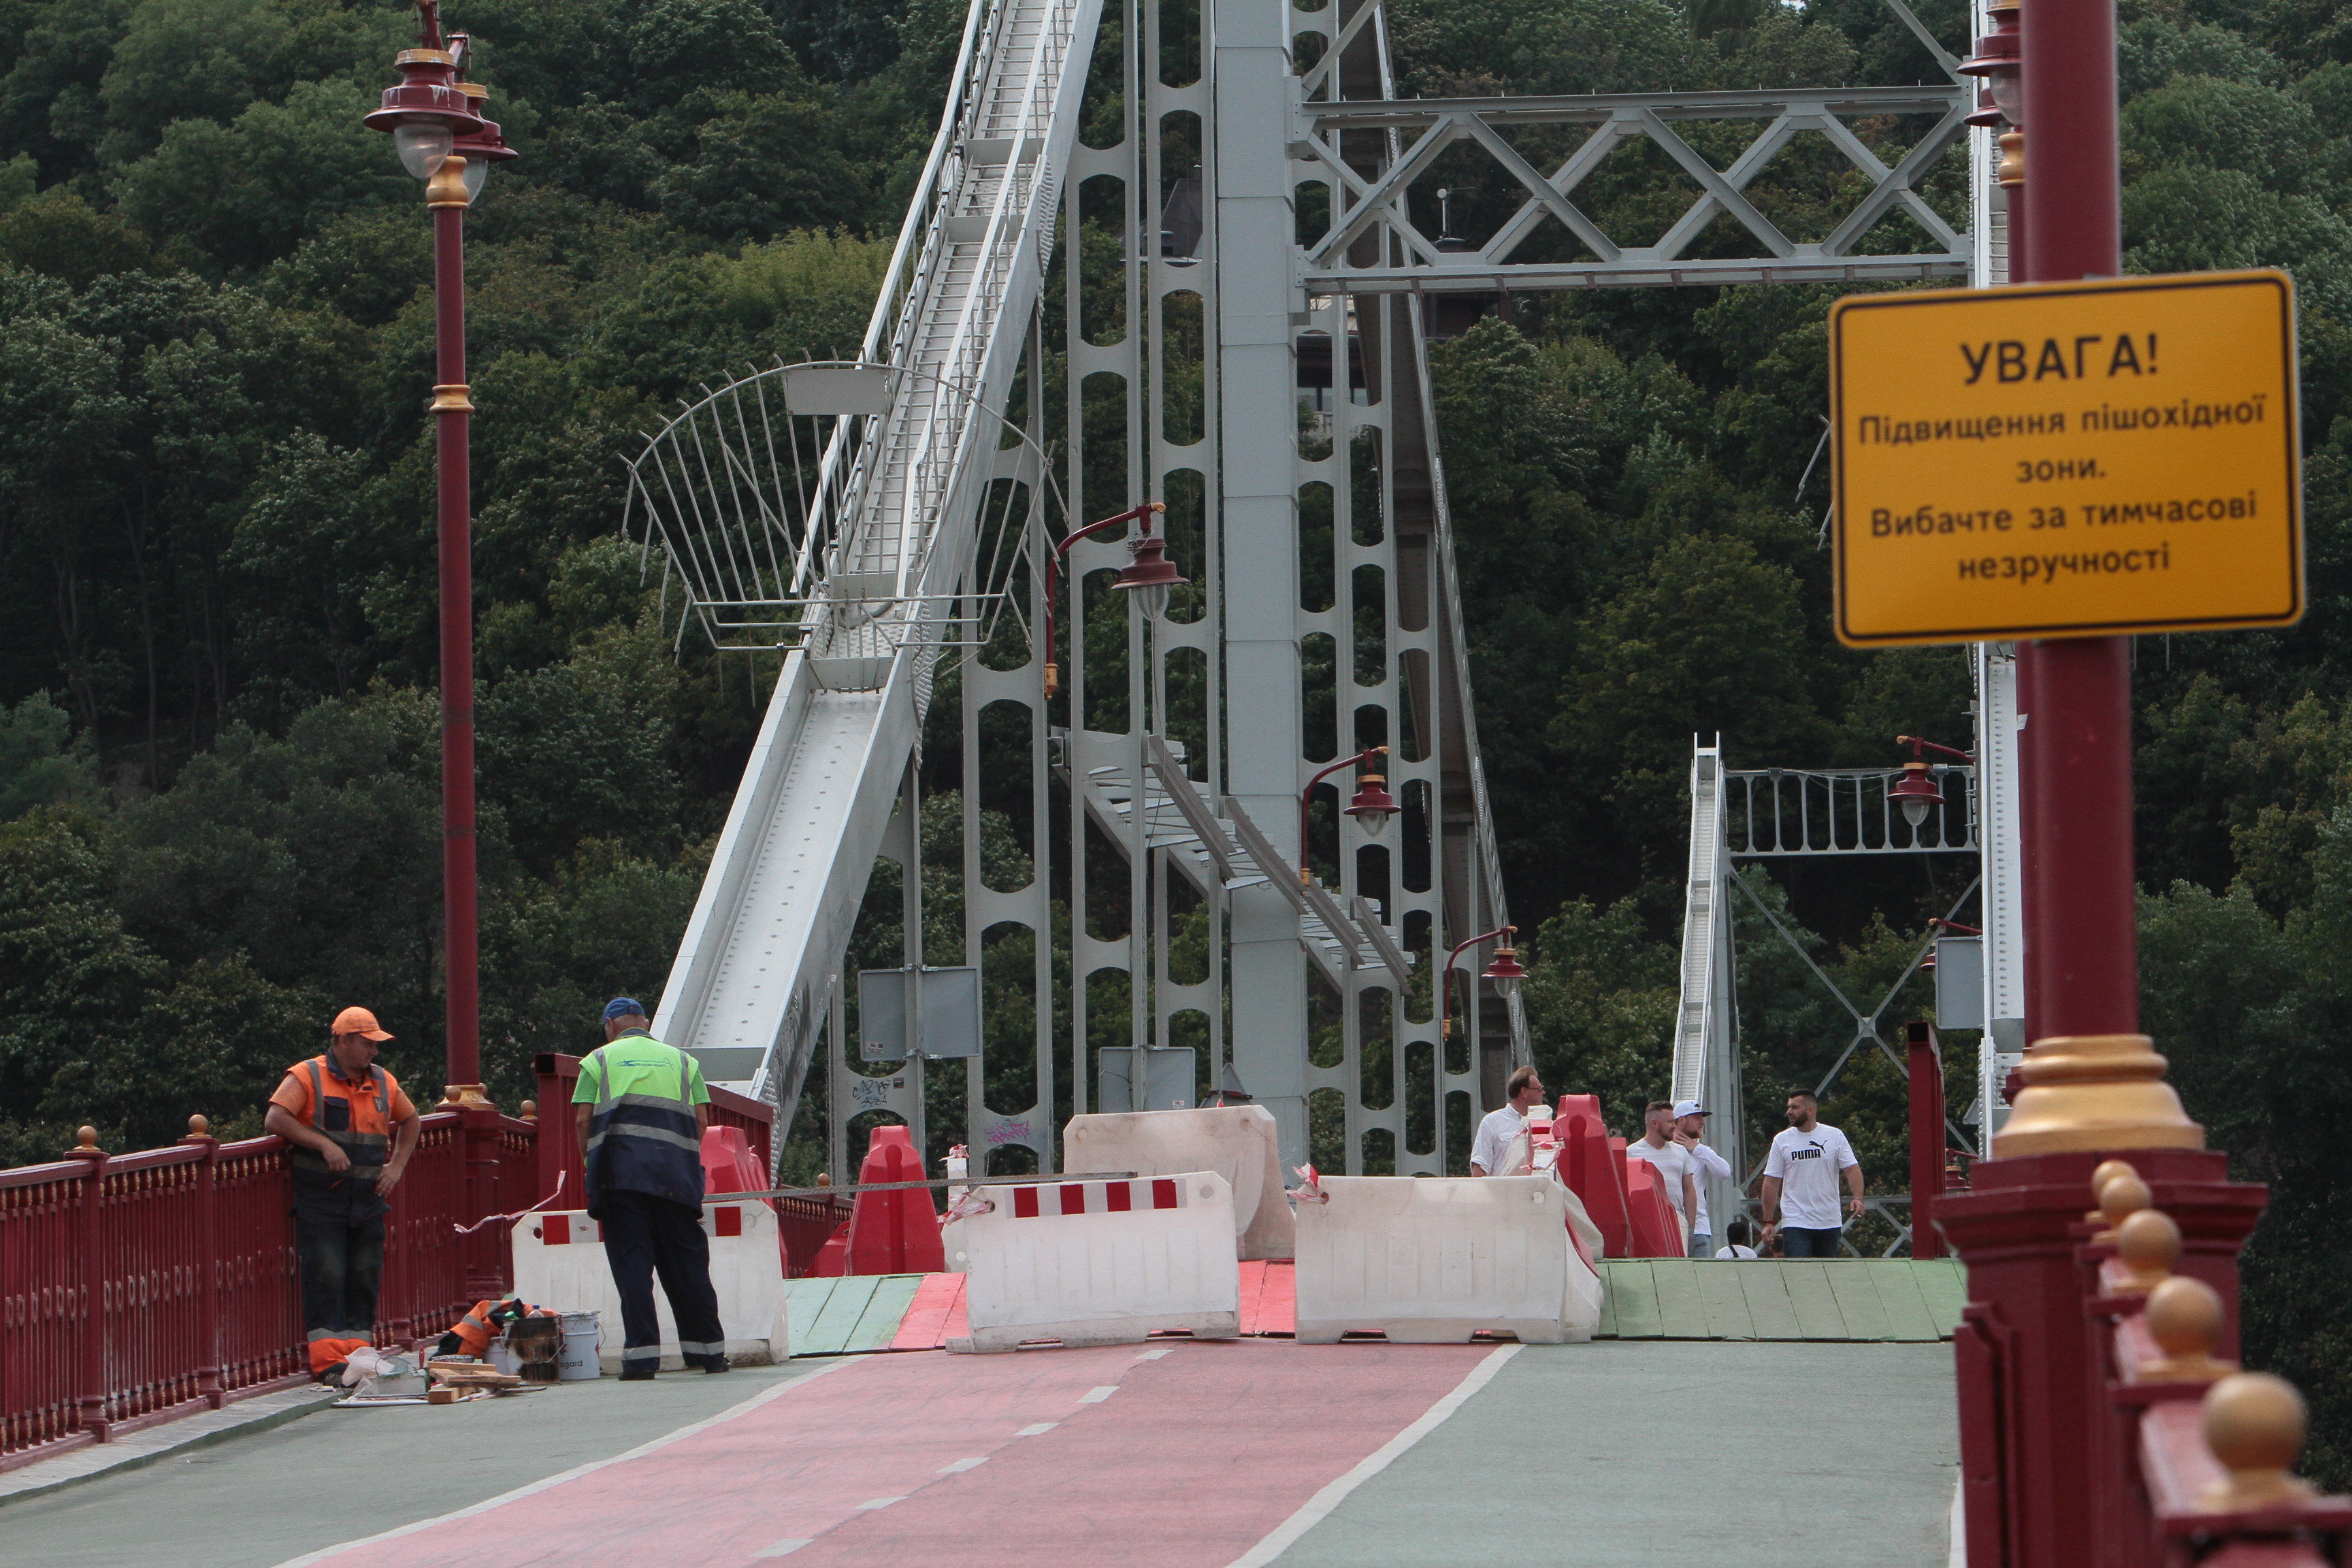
[2138,1276,2238,1384]
[2111,1207,2181,1295]
[69,1126,100,1155]
[1997,130,2024,189]
[2087,1158,2138,1220]
[1992,1034,2204,1158]
[427,153,472,208]
[2199,1373,2318,1510]
[2093,1172,2153,1242]
[439,1083,495,1111]
[188,1115,211,1137]
[520,1100,538,1122]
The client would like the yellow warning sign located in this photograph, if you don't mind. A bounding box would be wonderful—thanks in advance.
[1829,270,2302,647]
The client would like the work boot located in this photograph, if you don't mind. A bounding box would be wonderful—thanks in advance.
[619,1363,657,1382]
[693,1354,732,1374]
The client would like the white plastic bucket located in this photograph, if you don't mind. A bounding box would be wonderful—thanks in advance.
[557,1311,601,1379]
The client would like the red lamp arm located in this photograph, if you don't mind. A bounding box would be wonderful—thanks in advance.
[1899,734,1976,765]
[1437,925,1515,1043]
[1041,501,1163,701]
[1298,745,1386,887]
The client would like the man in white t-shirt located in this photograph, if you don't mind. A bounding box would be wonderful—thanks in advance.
[1760,1090,1864,1258]
[1624,1100,1699,1241]
[1669,1098,1735,1258]
[1714,1218,1761,1259]
[1471,1066,1546,1176]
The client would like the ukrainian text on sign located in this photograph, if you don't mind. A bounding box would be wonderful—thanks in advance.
[1829,271,2302,647]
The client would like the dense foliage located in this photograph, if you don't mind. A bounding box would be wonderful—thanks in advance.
[0,0,2347,1480]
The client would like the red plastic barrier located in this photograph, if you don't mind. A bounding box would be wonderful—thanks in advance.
[809,1221,851,1278]
[843,1126,945,1275]
[700,1126,769,1209]
[1557,1111,1631,1258]
[1622,1157,1683,1258]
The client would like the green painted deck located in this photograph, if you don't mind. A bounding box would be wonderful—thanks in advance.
[1594,1258,1964,1341]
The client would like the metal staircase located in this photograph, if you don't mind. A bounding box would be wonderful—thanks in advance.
[639,0,1102,1109]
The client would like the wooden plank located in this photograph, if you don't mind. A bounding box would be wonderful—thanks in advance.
[782,1277,839,1355]
[1825,1262,1895,1341]
[1595,1264,1622,1339]
[1254,1260,1295,1337]
[1606,1260,1662,1339]
[1694,1260,1756,1340]
[1910,1258,1970,1337]
[889,1273,966,1350]
[1236,1260,1267,1335]
[1648,1261,1712,1338]
[1733,1263,1804,1340]
[1862,1261,1942,1342]
[798,1273,881,1357]
[1779,1262,1852,1339]
[843,1273,925,1353]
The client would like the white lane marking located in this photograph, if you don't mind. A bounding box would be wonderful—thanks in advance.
[268,1358,866,1567]
[938,1456,989,1474]
[754,1541,813,1558]
[1079,1386,1118,1403]
[855,1496,906,1511]
[1222,1343,1524,1568]
[1015,1422,1058,1436]
[1136,1347,1175,1361]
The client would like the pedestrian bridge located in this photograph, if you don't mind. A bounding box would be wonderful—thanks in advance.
[0,1322,1963,1567]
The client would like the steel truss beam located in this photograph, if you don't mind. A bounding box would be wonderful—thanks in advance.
[1294,84,1971,293]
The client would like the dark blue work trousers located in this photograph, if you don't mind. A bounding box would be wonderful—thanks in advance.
[599,1190,727,1370]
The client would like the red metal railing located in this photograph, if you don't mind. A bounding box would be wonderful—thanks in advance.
[1944,1156,2348,1566]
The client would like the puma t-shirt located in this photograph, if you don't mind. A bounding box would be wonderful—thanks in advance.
[1763,1123,1859,1228]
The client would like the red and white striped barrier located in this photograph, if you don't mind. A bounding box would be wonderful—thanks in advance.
[1063,1105,1294,1260]
[510,1202,785,1369]
[951,1170,1240,1352]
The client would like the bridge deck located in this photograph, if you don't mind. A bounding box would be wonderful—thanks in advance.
[781,1259,1968,1355]
[2,1331,1958,1566]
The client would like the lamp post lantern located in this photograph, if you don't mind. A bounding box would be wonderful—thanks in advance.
[365,0,509,1110]
[1437,926,1522,1045]
[1039,501,1185,701]
[1297,746,1395,887]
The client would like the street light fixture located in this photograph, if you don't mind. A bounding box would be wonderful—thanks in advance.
[1297,747,1395,887]
[1039,502,1186,700]
[1891,734,1975,830]
[364,0,509,1111]
[1438,926,1523,1043]
[1958,0,2023,130]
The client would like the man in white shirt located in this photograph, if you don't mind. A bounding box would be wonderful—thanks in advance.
[1471,1066,1546,1176]
[1760,1090,1865,1258]
[1669,1098,1735,1258]
[1624,1100,1699,1243]
[1714,1218,1761,1259]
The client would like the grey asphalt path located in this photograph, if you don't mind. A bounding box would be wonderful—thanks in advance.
[0,1360,834,1568]
[1270,1340,1959,1568]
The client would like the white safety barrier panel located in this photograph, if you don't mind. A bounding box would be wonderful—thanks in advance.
[952,1171,1240,1352]
[1063,1105,1293,1260]
[510,1201,786,1371]
[1292,1175,1604,1345]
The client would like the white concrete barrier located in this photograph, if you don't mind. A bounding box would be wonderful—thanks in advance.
[953,1172,1240,1352]
[1292,1175,1604,1345]
[510,1200,786,1371]
[1064,1105,1293,1260]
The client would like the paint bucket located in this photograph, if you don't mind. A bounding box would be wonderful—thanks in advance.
[557,1311,601,1380]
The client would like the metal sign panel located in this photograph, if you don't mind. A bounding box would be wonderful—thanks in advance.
[1933,936,1984,1030]
[858,966,982,1061]
[1830,270,2302,646]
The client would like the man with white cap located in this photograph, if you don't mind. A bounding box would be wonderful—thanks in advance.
[1669,1098,1735,1258]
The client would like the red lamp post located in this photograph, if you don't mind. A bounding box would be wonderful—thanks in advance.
[1437,926,1524,1044]
[365,0,506,1109]
[1959,0,2027,279]
[1889,734,1974,830]
[1039,502,1186,701]
[1298,747,1396,887]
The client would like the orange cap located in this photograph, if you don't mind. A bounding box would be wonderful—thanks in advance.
[331,1007,393,1042]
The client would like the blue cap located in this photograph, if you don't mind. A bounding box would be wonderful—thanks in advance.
[603,997,647,1022]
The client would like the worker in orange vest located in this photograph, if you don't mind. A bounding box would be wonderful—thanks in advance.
[263,1007,422,1375]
